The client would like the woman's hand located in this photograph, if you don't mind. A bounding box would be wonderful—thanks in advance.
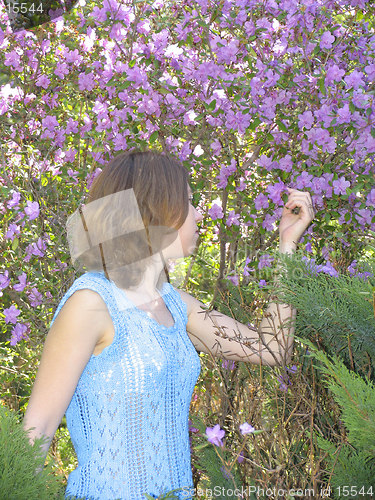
[279,188,315,248]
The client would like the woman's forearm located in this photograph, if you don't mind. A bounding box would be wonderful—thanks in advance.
[258,241,297,365]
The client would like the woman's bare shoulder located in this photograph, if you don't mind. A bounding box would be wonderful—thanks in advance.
[173,287,205,318]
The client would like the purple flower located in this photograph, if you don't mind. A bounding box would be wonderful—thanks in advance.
[326,64,345,84]
[9,322,28,346]
[3,304,21,324]
[237,451,245,463]
[321,261,339,277]
[222,359,236,370]
[336,104,352,124]
[295,171,313,190]
[206,424,225,447]
[0,271,11,295]
[7,191,21,208]
[344,70,365,90]
[24,201,40,221]
[298,110,314,130]
[220,466,233,480]
[13,273,27,292]
[188,419,199,434]
[226,210,240,227]
[78,72,96,91]
[347,260,357,275]
[366,189,375,207]
[27,287,43,307]
[258,254,274,269]
[54,62,69,79]
[278,155,293,172]
[5,223,20,241]
[256,155,274,171]
[266,181,286,204]
[227,275,239,286]
[259,280,267,288]
[254,193,269,210]
[208,203,224,220]
[239,422,255,435]
[320,31,335,50]
[332,176,350,196]
[286,364,297,374]
[35,75,50,89]
[277,375,291,392]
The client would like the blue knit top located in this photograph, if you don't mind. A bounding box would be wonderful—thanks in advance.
[49,271,201,500]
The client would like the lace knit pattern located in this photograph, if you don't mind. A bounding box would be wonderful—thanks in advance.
[49,271,201,500]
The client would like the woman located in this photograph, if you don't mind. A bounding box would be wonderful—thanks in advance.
[23,150,315,499]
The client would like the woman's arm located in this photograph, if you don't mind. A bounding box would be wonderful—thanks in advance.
[178,188,314,367]
[23,289,111,458]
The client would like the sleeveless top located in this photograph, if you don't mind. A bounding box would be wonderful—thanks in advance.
[49,271,201,500]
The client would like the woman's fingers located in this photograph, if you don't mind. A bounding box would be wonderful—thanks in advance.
[285,194,315,218]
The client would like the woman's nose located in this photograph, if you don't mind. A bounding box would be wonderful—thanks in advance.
[195,207,203,223]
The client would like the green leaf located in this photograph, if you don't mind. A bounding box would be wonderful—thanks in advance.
[249,117,261,130]
[12,238,19,251]
[319,78,326,96]
[208,99,216,111]
[117,81,131,90]
[149,131,158,143]
[276,120,288,133]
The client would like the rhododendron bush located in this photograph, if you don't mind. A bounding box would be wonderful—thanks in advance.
[1,0,375,491]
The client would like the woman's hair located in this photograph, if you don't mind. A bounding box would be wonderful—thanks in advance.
[69,150,190,289]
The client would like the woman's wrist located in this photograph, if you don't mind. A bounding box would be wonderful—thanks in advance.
[279,241,297,254]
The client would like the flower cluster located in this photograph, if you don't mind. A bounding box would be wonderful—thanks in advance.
[0,0,374,344]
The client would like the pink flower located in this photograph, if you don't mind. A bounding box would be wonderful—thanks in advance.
[239,422,255,435]
[206,424,225,447]
[24,201,40,221]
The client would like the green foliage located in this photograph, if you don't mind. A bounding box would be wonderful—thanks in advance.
[316,438,375,493]
[301,342,375,492]
[272,251,375,378]
[0,403,65,500]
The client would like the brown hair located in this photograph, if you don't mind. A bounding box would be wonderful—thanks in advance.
[72,150,190,289]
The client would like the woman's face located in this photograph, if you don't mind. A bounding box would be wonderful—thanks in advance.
[165,185,203,259]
